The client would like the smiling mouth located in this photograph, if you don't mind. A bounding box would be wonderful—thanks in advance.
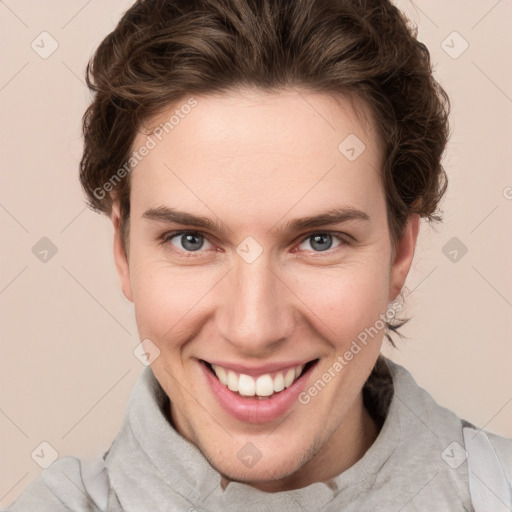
[202,359,319,399]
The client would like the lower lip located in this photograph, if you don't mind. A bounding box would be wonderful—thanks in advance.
[200,360,316,424]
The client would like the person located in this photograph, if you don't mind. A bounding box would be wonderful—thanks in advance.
[4,0,511,510]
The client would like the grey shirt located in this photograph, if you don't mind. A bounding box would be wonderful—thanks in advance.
[4,356,512,511]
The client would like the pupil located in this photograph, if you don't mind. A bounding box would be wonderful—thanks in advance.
[311,233,332,251]
[182,233,203,251]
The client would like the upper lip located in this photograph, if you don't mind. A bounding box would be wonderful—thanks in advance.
[202,358,317,377]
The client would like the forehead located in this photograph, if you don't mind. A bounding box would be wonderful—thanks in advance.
[129,88,384,225]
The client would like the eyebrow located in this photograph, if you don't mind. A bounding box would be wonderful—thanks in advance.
[142,205,370,234]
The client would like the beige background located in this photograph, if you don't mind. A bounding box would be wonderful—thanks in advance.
[1,0,511,506]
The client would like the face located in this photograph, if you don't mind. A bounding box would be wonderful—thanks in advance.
[112,88,418,490]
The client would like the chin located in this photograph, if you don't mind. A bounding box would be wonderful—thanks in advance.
[203,436,316,489]
[218,459,301,488]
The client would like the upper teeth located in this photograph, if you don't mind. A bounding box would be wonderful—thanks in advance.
[211,364,305,397]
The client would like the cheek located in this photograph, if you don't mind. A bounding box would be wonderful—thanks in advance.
[289,256,391,344]
[129,261,214,345]
[128,240,392,351]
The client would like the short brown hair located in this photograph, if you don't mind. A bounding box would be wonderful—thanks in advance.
[79,0,450,343]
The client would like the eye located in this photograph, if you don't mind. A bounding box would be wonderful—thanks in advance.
[163,231,214,253]
[160,230,351,257]
[297,232,347,253]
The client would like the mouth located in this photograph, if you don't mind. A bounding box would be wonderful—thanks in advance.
[203,359,317,398]
[199,358,319,423]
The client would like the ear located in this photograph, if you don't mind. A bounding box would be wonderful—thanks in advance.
[112,202,133,303]
[388,214,420,302]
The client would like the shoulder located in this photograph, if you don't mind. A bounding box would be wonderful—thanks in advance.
[486,431,512,480]
[3,455,104,512]
[383,357,512,497]
[462,427,512,509]
[468,428,512,483]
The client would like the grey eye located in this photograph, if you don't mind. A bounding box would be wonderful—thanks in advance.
[169,232,212,252]
[309,233,333,251]
[298,233,343,252]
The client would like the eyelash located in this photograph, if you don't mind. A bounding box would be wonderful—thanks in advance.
[159,230,353,257]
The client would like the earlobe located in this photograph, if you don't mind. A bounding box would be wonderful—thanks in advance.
[388,214,420,303]
[112,203,133,303]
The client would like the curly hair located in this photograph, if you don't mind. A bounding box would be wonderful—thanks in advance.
[79,0,450,344]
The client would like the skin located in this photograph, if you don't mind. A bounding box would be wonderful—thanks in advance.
[111,88,419,492]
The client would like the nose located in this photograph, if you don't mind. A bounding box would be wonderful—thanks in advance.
[215,253,295,356]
